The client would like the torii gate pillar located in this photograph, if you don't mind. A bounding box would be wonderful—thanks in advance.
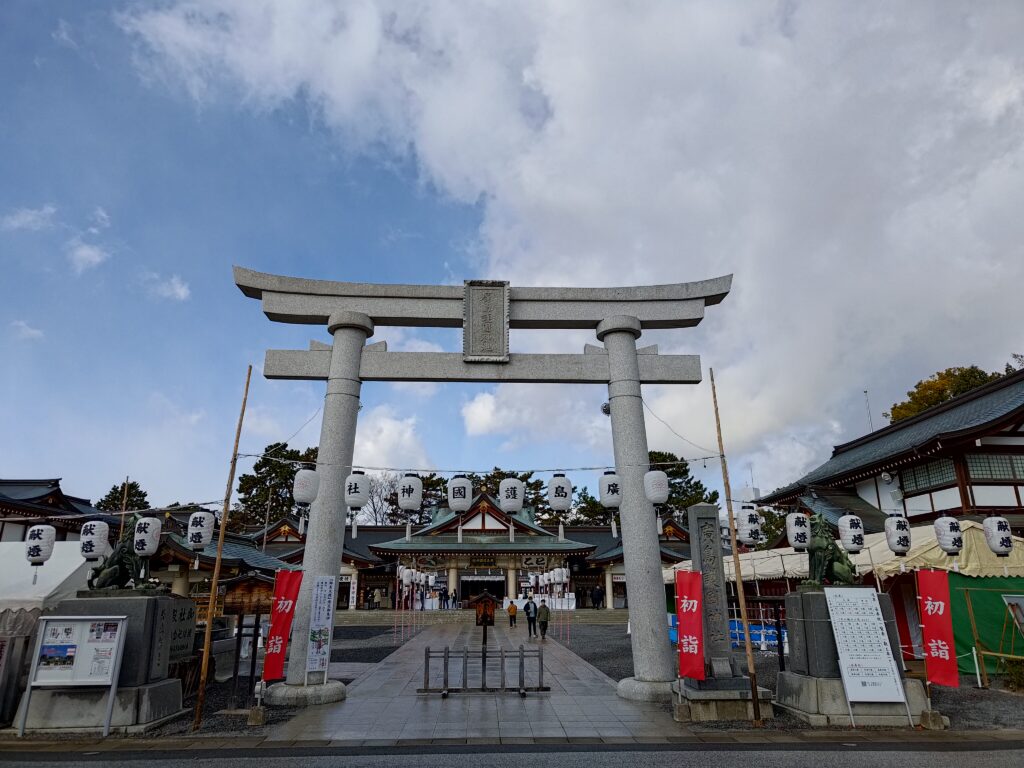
[600,316,677,699]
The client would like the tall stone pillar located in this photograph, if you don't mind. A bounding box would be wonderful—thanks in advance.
[271,311,372,705]
[507,565,517,599]
[448,565,458,603]
[598,315,676,701]
[604,568,614,611]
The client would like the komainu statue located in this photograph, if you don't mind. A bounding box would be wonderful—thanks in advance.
[804,513,858,587]
[88,513,145,590]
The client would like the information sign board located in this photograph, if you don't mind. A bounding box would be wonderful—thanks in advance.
[19,615,127,737]
[306,575,336,674]
[824,588,905,704]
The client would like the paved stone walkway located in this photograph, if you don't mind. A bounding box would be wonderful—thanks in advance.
[267,620,688,744]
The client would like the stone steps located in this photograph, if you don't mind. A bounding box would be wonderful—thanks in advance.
[332,609,630,626]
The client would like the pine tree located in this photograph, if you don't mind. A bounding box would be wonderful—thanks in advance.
[233,442,317,530]
[96,480,149,512]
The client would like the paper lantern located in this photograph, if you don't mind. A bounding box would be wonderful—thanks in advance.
[402,569,413,585]
[344,471,369,509]
[837,514,865,553]
[643,471,670,504]
[548,473,572,512]
[133,517,162,557]
[737,507,762,546]
[599,471,622,508]
[26,525,56,565]
[983,516,1012,558]
[398,474,423,511]
[499,478,525,514]
[448,475,473,512]
[885,515,912,557]
[428,573,436,586]
[187,511,216,552]
[293,468,319,505]
[934,516,963,556]
[786,512,810,552]
[79,520,109,562]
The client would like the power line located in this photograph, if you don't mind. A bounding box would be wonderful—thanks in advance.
[641,397,718,455]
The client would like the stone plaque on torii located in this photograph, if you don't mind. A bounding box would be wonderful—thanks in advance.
[234,266,731,705]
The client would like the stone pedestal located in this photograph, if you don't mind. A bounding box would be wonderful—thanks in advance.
[673,679,774,722]
[775,589,946,728]
[15,594,194,733]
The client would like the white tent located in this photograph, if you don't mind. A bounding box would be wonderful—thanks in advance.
[664,520,1024,584]
[0,542,92,611]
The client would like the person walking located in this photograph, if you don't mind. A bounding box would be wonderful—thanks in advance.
[507,600,518,628]
[451,588,459,609]
[594,584,604,610]
[537,599,551,640]
[524,596,538,638]
[373,587,382,610]
[441,586,449,610]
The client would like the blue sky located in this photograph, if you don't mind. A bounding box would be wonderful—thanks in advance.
[3,2,1024,508]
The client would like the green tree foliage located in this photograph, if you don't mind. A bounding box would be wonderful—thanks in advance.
[463,467,554,523]
[384,472,447,526]
[884,366,1002,423]
[568,487,610,525]
[234,442,318,530]
[96,480,149,512]
[755,507,786,551]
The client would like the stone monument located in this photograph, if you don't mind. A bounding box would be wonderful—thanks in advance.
[673,503,772,721]
[235,267,732,703]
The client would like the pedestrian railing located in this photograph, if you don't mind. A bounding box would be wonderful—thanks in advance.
[418,645,549,697]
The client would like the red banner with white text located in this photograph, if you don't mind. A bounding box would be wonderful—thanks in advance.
[262,569,303,682]
[675,570,705,680]
[916,569,959,687]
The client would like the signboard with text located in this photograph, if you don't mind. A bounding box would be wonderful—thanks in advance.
[824,588,905,703]
[306,575,336,674]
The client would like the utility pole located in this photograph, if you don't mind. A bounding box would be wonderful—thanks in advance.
[262,485,274,553]
[863,390,874,432]
[710,368,762,726]
[193,365,252,731]
[117,475,130,538]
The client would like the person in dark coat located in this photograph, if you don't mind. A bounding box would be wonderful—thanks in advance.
[523,597,538,638]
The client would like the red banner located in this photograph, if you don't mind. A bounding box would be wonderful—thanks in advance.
[675,570,705,680]
[262,569,303,682]
[916,569,959,687]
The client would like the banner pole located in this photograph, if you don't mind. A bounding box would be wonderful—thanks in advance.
[193,364,252,731]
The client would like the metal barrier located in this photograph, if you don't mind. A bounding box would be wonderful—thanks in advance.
[419,644,548,697]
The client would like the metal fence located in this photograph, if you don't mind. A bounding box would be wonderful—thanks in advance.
[419,645,549,697]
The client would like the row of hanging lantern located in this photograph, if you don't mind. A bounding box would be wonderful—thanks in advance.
[783,509,1015,559]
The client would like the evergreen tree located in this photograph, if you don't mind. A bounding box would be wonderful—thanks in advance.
[568,487,610,525]
[649,450,719,520]
[96,480,149,512]
[233,442,317,530]
[885,366,1001,423]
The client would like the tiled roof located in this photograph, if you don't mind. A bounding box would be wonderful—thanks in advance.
[763,369,1024,502]
[797,489,888,533]
[166,534,297,573]
[370,533,594,555]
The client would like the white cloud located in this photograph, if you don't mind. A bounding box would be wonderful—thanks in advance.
[123,2,1024,492]
[151,274,191,301]
[52,19,78,50]
[354,405,431,471]
[92,206,111,229]
[1,204,57,231]
[65,239,110,273]
[9,320,45,341]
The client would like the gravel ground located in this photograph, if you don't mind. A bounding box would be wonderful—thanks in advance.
[558,624,1024,731]
[330,625,400,664]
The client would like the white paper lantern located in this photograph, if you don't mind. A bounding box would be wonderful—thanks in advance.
[499,478,526,514]
[187,511,216,552]
[737,507,762,546]
[786,512,810,552]
[402,569,413,585]
[984,516,1013,558]
[934,516,963,556]
[293,468,319,505]
[428,573,436,586]
[26,524,56,565]
[79,520,109,562]
[133,517,162,557]
[548,473,572,512]
[599,471,622,508]
[838,514,865,553]
[448,475,473,512]
[398,474,423,511]
[344,471,369,509]
[643,470,670,504]
[885,515,912,557]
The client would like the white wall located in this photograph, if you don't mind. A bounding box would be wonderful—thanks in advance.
[971,485,1017,506]
[931,487,962,512]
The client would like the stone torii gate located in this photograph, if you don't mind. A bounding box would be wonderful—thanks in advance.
[234,266,732,704]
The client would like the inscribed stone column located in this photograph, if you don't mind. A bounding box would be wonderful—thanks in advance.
[270,311,372,705]
[599,315,676,700]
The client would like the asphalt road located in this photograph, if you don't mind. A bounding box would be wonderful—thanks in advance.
[3,746,1022,767]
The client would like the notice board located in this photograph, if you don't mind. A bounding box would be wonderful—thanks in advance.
[824,588,905,703]
[32,616,126,687]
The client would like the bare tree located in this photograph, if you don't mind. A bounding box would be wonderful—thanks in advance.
[361,471,401,524]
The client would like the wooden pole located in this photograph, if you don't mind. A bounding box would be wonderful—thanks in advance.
[710,368,763,726]
[193,365,252,731]
[117,475,130,538]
